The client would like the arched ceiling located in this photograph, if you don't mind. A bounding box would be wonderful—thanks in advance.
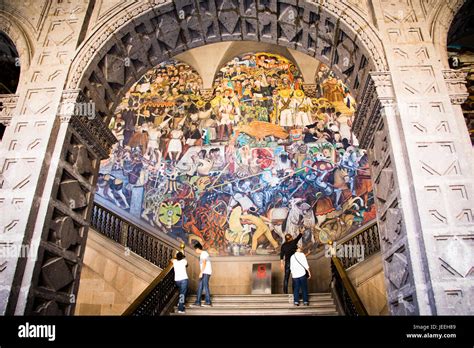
[173,41,321,88]
[66,0,387,121]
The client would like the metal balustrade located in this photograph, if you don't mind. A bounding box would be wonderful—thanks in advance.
[90,202,179,315]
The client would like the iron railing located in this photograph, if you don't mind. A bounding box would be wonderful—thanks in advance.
[331,256,368,316]
[90,202,176,269]
[122,263,177,316]
[90,202,179,315]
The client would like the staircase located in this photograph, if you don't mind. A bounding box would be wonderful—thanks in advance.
[170,293,339,316]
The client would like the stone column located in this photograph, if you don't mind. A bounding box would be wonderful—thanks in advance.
[0,1,115,315]
[354,1,474,315]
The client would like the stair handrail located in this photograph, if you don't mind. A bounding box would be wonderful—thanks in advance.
[91,200,197,267]
[331,255,368,316]
[335,220,380,269]
[122,262,176,316]
[90,200,198,316]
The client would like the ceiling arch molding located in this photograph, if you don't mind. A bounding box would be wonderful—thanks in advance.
[0,11,35,80]
[65,0,388,122]
[430,0,466,68]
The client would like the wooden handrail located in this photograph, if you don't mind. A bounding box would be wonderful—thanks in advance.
[335,220,380,269]
[331,256,368,315]
[122,262,175,316]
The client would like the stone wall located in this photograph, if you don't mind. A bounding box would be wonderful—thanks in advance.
[1,0,471,316]
[204,252,332,295]
[347,253,389,315]
[75,229,161,315]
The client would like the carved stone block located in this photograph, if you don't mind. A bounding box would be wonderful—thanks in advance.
[41,257,74,291]
[59,180,87,210]
[34,300,62,315]
[157,14,181,49]
[50,216,79,250]
[386,252,409,289]
[68,144,92,175]
[438,238,474,278]
[373,130,388,164]
[376,168,393,203]
[104,54,125,85]
[382,208,402,244]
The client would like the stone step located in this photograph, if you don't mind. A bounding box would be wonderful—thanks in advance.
[178,301,336,308]
[170,307,338,316]
[171,292,339,316]
[186,293,333,302]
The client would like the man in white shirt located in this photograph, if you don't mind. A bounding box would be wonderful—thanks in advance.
[171,251,188,313]
[192,242,213,307]
[290,247,311,306]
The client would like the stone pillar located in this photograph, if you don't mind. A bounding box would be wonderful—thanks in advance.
[0,1,115,315]
[353,1,474,315]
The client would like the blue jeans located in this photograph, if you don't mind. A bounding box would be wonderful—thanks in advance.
[195,273,211,305]
[175,279,188,312]
[292,276,309,304]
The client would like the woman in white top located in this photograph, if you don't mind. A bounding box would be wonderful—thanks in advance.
[171,251,188,313]
[290,247,311,306]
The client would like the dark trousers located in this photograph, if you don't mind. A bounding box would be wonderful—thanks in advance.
[175,279,188,312]
[293,276,309,304]
[283,261,291,294]
[195,273,211,305]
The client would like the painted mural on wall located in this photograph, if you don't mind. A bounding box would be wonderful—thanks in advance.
[97,54,376,256]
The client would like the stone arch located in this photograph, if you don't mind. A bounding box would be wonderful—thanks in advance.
[65,0,387,123]
[430,0,466,67]
[0,13,33,131]
[0,11,34,76]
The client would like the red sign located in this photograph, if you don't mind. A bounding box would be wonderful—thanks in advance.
[256,264,267,279]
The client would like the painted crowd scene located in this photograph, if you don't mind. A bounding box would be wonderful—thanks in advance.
[97,52,376,256]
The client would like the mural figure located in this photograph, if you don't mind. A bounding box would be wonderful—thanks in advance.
[96,54,376,256]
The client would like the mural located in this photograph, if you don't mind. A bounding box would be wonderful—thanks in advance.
[97,54,376,256]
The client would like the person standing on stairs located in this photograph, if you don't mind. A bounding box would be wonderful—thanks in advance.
[192,242,213,307]
[171,251,188,314]
[290,246,311,306]
[280,228,303,294]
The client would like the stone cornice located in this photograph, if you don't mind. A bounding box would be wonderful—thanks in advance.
[442,69,469,105]
[60,90,117,159]
[353,71,395,149]
[0,94,19,126]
